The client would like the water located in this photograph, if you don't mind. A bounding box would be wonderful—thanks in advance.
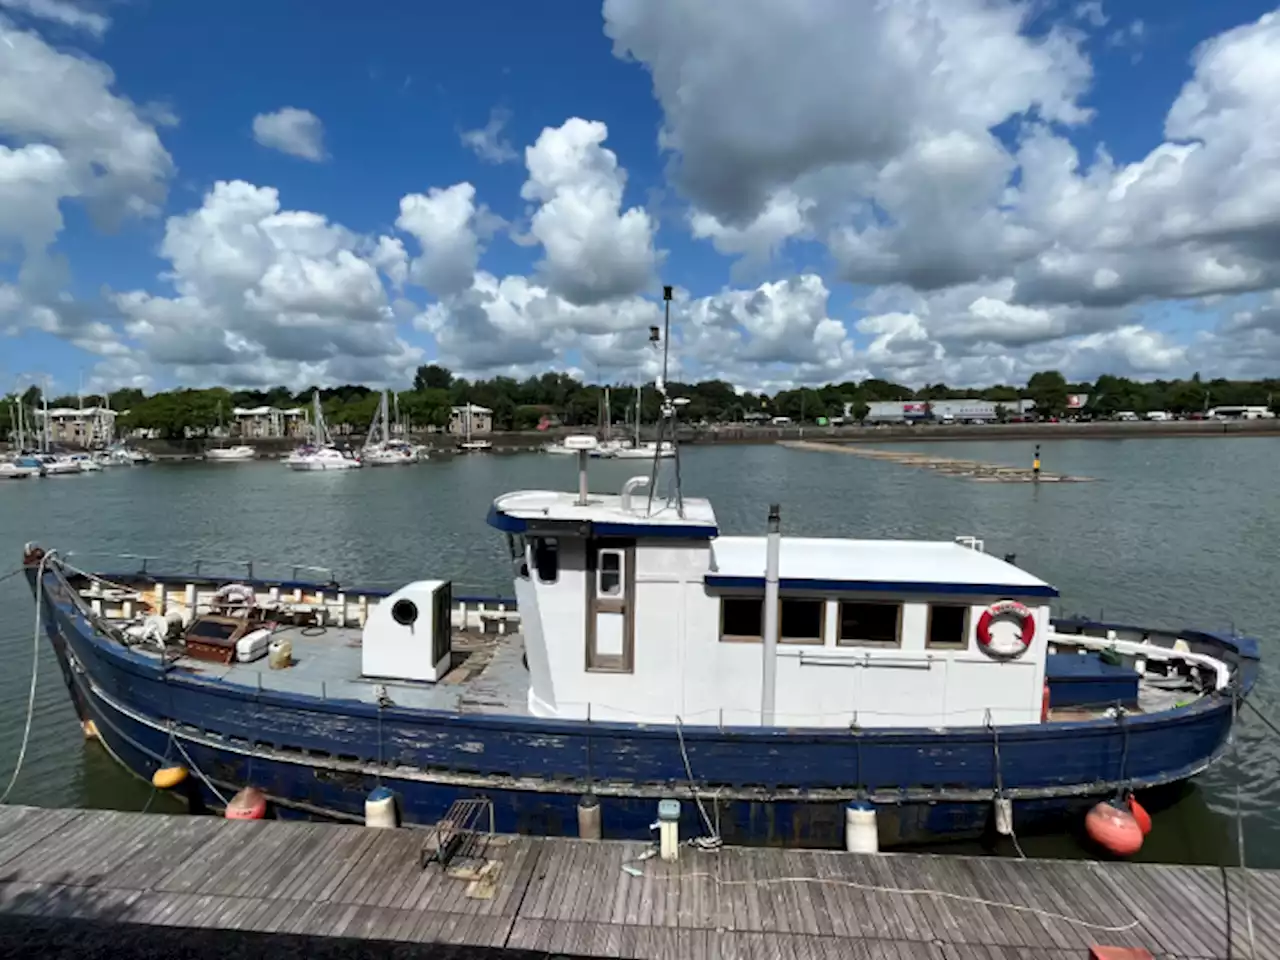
[0,437,1276,864]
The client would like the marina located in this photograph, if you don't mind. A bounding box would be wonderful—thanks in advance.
[10,411,1262,855]
[0,803,1274,958]
[0,440,1274,870]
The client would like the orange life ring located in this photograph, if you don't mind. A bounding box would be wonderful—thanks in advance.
[976,600,1035,659]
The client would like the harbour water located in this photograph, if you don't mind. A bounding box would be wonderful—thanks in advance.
[0,436,1276,865]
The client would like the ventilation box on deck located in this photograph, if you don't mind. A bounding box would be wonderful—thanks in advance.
[361,580,453,683]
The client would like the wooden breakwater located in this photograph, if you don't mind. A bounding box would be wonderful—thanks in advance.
[0,805,1273,959]
[781,440,1096,483]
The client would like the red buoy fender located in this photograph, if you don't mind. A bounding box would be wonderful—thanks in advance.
[976,600,1035,659]
[225,786,267,821]
[1085,801,1143,857]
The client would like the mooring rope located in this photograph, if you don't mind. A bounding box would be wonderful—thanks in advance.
[624,866,1144,933]
[0,551,55,804]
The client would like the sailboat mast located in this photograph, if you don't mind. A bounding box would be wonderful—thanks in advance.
[41,379,49,453]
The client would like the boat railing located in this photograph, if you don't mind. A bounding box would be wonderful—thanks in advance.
[66,550,337,585]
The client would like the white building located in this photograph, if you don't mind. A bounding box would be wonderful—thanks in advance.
[860,399,1035,424]
[31,407,117,446]
[232,406,307,438]
[449,404,493,435]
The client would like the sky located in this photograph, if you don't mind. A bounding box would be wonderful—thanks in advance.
[4,0,1280,397]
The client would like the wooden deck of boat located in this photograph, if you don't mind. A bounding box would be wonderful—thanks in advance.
[0,804,1274,960]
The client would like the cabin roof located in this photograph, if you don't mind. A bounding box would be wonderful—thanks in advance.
[489,489,719,539]
[707,536,1058,598]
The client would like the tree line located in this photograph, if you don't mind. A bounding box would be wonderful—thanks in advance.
[2,366,1277,442]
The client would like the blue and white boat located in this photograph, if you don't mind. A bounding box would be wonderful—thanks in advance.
[23,431,1258,847]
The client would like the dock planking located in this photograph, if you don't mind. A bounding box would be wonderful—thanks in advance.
[0,805,1273,960]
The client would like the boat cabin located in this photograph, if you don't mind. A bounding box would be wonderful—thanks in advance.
[488,443,1058,729]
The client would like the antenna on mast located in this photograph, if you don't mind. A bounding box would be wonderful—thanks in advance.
[646,284,686,518]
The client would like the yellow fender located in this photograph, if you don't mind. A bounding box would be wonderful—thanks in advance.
[152,766,188,789]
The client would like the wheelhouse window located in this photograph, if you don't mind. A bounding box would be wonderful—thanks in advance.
[597,549,623,596]
[927,604,969,649]
[532,537,559,583]
[720,597,763,641]
[837,601,901,647]
[780,598,824,645]
[508,534,530,580]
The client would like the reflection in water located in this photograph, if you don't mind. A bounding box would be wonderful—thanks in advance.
[0,436,1275,864]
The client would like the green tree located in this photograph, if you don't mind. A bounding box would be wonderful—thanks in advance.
[414,364,453,392]
[1026,370,1068,419]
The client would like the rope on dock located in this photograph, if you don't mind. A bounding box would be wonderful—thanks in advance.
[674,715,722,851]
[0,551,55,804]
[627,866,1144,933]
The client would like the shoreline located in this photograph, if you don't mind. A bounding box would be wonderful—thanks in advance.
[10,417,1276,460]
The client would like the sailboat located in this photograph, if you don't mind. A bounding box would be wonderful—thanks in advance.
[455,402,492,453]
[362,390,422,465]
[206,402,255,461]
[613,383,674,459]
[283,392,362,470]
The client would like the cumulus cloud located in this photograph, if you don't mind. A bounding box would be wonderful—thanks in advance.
[522,118,658,305]
[0,0,107,37]
[396,183,487,297]
[461,107,517,164]
[252,107,326,162]
[110,180,421,388]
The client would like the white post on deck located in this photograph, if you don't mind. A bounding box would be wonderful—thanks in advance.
[761,503,781,726]
[577,449,590,506]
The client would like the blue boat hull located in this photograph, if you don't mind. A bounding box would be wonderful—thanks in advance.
[32,563,1259,847]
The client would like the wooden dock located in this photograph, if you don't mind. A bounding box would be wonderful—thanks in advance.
[0,804,1273,959]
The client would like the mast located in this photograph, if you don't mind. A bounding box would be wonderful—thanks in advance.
[382,390,390,444]
[635,384,642,446]
[41,379,49,453]
[464,402,472,444]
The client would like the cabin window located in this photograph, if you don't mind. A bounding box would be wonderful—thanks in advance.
[720,597,763,641]
[597,549,623,596]
[532,537,559,584]
[927,604,969,649]
[780,598,824,645]
[837,601,901,647]
[719,597,825,644]
[509,535,530,580]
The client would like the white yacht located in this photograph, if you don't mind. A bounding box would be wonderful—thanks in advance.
[362,391,422,465]
[66,453,103,472]
[206,445,257,462]
[0,461,37,480]
[284,392,362,470]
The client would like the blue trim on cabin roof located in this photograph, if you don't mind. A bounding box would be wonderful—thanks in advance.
[486,504,718,540]
[704,575,1060,598]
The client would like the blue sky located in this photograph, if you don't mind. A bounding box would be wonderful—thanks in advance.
[4,0,1280,395]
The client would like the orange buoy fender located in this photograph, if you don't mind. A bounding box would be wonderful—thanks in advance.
[225,786,267,820]
[1040,682,1051,723]
[152,766,188,789]
[1126,793,1153,836]
[1085,801,1143,856]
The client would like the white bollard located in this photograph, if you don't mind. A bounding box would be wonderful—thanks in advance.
[658,799,681,861]
[844,801,879,853]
